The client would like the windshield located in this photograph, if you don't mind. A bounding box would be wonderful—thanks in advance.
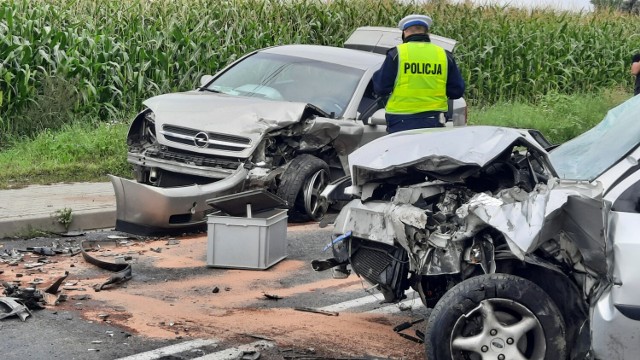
[204,52,364,117]
[550,95,640,181]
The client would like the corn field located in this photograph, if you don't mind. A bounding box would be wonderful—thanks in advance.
[1,0,640,141]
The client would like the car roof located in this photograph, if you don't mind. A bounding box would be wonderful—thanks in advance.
[260,44,384,71]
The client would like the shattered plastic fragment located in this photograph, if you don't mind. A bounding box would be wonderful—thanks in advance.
[0,297,31,321]
[80,240,132,291]
[262,293,282,301]
[45,271,69,294]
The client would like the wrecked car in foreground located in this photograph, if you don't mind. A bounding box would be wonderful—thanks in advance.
[110,27,467,235]
[315,96,640,359]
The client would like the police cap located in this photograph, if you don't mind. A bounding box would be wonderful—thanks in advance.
[398,14,433,31]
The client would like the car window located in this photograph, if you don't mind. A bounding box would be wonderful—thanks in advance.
[550,96,640,181]
[205,52,365,118]
[357,81,382,120]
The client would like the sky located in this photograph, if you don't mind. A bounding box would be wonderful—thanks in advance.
[446,0,594,11]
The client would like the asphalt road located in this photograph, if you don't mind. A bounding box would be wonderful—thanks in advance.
[0,224,429,360]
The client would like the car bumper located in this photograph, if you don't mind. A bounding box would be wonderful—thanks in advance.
[109,167,248,235]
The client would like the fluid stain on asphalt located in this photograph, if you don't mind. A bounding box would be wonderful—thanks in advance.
[0,235,425,359]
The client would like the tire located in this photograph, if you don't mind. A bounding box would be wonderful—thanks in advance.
[276,154,329,222]
[425,274,566,360]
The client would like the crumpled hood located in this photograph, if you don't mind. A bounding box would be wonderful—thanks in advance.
[143,91,324,158]
[349,126,552,185]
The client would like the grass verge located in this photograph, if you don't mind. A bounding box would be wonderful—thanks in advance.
[0,114,131,189]
[469,87,631,144]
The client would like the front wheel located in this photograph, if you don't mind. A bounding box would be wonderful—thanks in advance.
[277,154,329,222]
[425,274,566,360]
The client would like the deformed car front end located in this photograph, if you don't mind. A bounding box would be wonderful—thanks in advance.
[315,96,640,359]
[112,91,338,234]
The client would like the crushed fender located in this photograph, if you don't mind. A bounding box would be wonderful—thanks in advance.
[80,240,132,292]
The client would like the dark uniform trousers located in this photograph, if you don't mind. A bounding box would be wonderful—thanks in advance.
[386,111,444,133]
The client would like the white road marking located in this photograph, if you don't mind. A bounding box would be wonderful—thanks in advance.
[367,297,421,314]
[116,339,219,360]
[193,340,275,360]
[318,289,416,313]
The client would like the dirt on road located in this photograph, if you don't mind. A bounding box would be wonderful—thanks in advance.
[0,229,425,359]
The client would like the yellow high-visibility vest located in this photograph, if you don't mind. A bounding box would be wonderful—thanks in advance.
[386,42,448,114]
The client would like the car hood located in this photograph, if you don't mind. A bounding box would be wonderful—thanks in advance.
[144,91,326,158]
[349,126,554,186]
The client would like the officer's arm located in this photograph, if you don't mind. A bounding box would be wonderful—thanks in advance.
[446,52,465,99]
[372,49,398,97]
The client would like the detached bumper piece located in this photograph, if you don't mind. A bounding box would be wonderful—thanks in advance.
[81,240,132,291]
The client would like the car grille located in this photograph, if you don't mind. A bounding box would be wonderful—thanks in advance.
[145,147,241,169]
[351,239,409,302]
[160,125,252,152]
[352,245,393,284]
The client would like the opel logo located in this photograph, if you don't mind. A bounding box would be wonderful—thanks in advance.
[194,132,209,148]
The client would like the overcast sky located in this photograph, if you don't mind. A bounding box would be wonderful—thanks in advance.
[445,0,594,11]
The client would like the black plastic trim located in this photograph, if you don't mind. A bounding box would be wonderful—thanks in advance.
[115,219,206,236]
[615,304,640,321]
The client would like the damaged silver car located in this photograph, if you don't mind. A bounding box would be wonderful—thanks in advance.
[315,96,640,359]
[110,27,467,235]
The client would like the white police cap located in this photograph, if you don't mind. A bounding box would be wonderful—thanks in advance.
[398,14,433,31]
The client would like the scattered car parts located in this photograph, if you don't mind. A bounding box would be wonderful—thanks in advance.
[80,240,132,291]
[0,297,31,321]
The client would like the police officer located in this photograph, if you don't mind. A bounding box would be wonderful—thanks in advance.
[373,14,465,133]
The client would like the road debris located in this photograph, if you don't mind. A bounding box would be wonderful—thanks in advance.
[241,350,261,360]
[55,231,86,237]
[262,293,282,301]
[28,247,56,256]
[240,333,275,342]
[293,307,338,316]
[392,318,424,332]
[392,318,425,344]
[2,282,45,310]
[0,297,31,321]
[80,240,132,291]
[166,239,180,246]
[107,235,131,240]
[44,271,69,294]
[212,287,220,294]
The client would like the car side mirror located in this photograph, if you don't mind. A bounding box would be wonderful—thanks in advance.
[199,75,214,88]
[365,108,386,126]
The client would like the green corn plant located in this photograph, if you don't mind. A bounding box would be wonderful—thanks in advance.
[1,0,640,144]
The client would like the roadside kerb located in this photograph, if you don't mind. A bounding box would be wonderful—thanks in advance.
[0,182,116,238]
